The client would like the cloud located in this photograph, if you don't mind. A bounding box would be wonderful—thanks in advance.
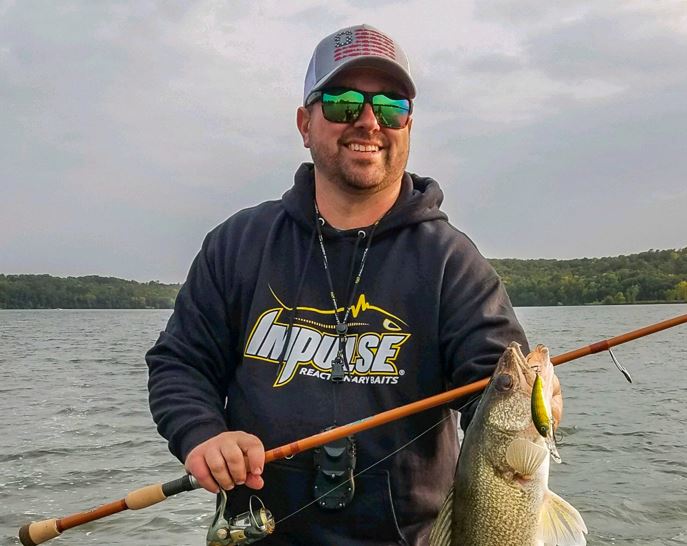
[1,1,685,280]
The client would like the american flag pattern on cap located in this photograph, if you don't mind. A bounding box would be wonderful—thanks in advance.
[333,27,396,62]
[303,24,416,104]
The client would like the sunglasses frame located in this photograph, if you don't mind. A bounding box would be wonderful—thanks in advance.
[306,87,413,129]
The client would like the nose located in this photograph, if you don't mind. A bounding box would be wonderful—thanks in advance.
[353,103,381,132]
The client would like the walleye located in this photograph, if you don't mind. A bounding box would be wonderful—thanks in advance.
[430,342,587,546]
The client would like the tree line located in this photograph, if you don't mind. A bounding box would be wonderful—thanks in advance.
[491,248,687,306]
[0,275,180,309]
[0,248,685,309]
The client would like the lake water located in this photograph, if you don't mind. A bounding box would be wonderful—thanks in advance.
[1,305,686,545]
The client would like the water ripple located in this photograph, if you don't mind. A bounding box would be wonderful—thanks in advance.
[2,305,686,545]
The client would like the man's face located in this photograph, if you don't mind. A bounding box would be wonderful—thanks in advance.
[297,68,412,194]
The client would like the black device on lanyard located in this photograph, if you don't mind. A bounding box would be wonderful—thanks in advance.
[313,430,357,510]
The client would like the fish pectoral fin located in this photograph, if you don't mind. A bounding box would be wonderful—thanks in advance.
[538,490,588,546]
[428,485,453,546]
[505,438,549,476]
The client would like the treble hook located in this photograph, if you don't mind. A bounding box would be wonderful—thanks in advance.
[608,348,633,383]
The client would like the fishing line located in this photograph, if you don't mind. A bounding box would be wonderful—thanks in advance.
[275,402,472,525]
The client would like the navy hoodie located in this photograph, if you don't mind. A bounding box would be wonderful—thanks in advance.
[146,163,527,545]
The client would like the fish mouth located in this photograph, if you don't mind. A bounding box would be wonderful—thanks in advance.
[525,344,554,387]
[498,342,529,373]
[494,342,537,390]
[493,342,555,393]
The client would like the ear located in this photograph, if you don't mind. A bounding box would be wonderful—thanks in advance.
[296,106,311,148]
[406,116,413,134]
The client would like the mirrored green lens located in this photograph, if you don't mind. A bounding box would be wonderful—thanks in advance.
[322,90,365,123]
[319,88,411,128]
[371,94,411,128]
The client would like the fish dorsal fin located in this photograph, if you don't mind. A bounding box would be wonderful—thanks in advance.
[428,485,453,546]
[506,438,548,476]
[538,490,588,546]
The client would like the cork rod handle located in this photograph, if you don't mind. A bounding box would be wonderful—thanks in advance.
[18,519,60,546]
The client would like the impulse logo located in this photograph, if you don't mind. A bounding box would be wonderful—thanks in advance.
[244,290,410,387]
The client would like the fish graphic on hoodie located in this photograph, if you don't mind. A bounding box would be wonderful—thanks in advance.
[244,287,411,387]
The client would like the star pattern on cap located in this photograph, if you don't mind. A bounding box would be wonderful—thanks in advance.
[334,30,354,48]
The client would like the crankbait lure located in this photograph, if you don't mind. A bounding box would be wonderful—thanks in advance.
[531,372,561,463]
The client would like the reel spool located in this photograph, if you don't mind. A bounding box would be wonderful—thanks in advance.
[207,491,275,545]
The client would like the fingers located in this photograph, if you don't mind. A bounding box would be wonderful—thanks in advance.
[185,454,220,494]
[184,431,265,493]
[238,435,265,477]
[221,442,247,485]
[206,447,235,491]
[245,473,265,490]
[236,433,265,490]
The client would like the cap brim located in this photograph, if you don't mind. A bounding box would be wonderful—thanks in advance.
[305,56,416,104]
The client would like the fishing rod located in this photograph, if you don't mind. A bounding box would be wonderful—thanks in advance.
[18,312,687,545]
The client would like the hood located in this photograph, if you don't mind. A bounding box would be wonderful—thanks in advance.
[281,163,448,238]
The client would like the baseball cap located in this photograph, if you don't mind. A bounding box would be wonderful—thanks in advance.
[303,24,416,105]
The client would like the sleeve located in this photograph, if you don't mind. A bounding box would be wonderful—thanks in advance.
[146,230,236,462]
[439,248,528,432]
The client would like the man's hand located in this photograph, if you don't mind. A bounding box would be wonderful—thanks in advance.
[185,431,265,493]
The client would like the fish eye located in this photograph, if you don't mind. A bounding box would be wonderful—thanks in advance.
[494,373,513,392]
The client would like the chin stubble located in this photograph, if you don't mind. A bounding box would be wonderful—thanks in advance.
[310,140,409,193]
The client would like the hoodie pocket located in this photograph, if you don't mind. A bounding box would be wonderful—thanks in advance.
[225,460,409,545]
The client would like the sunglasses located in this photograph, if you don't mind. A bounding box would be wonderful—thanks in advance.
[307,87,412,129]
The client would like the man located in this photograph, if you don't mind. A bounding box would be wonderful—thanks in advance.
[147,24,531,545]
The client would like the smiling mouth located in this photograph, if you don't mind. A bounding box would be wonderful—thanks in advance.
[346,143,381,153]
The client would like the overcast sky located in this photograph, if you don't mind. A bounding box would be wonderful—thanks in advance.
[1,1,685,283]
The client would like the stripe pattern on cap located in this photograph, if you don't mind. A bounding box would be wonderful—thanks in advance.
[333,27,397,62]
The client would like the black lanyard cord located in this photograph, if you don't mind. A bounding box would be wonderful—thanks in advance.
[313,201,383,382]
[314,202,381,326]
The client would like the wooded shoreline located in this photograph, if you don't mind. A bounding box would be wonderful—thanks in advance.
[2,248,685,309]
